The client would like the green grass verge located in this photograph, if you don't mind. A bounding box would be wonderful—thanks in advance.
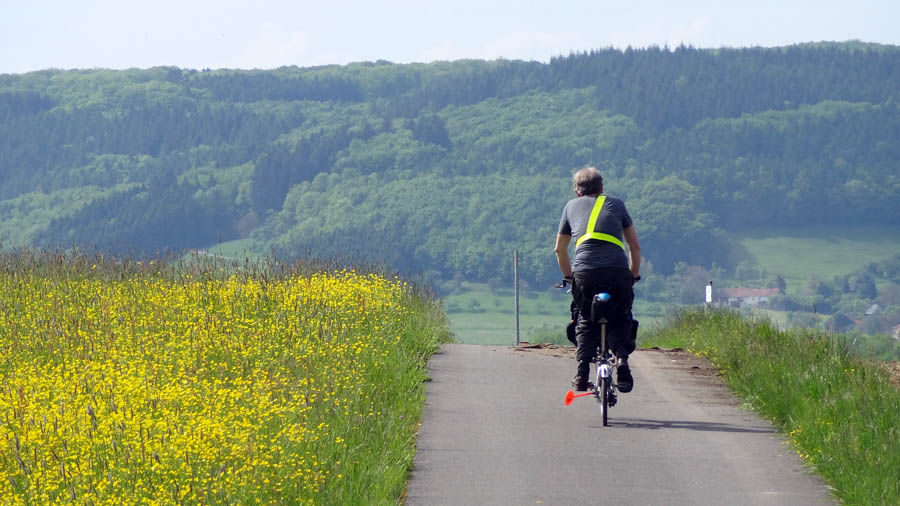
[327,286,453,505]
[641,308,900,505]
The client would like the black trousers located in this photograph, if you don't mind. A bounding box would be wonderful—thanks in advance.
[572,267,635,365]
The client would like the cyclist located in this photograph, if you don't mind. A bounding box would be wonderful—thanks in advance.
[555,166,641,392]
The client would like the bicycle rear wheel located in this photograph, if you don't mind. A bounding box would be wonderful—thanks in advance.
[599,322,610,426]
[600,376,609,426]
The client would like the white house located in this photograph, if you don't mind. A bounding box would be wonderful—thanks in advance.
[865,304,882,315]
[719,287,780,307]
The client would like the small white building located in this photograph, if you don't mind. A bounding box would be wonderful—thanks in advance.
[719,288,780,307]
[865,304,882,316]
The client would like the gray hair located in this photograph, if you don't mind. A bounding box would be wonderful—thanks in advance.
[572,166,603,195]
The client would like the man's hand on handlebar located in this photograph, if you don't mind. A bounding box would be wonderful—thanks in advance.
[555,275,574,290]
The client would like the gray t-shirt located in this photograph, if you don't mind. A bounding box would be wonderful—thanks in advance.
[558,195,632,271]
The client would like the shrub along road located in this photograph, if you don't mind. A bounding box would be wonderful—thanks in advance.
[406,344,835,505]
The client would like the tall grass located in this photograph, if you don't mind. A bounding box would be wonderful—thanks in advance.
[0,248,451,505]
[642,309,900,505]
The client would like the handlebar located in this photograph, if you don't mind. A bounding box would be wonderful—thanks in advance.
[554,277,572,293]
[556,275,641,291]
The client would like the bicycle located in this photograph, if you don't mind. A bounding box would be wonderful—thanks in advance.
[591,291,618,427]
[560,281,623,427]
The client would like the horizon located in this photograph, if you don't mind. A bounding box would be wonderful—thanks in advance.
[3,0,898,74]
[3,39,895,76]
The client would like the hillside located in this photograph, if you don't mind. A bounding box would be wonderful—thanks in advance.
[2,42,899,287]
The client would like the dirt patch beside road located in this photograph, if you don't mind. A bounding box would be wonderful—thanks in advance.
[515,343,900,391]
[514,344,717,372]
[513,342,574,358]
[879,361,900,387]
[514,344,725,387]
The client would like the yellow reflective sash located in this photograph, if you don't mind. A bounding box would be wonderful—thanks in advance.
[575,196,625,249]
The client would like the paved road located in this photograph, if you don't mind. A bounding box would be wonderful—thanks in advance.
[406,344,835,506]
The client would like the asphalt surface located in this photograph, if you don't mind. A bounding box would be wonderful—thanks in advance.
[405,344,836,506]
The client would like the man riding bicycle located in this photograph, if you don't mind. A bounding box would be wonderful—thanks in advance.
[555,167,641,392]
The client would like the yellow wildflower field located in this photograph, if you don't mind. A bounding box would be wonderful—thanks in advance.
[0,259,446,505]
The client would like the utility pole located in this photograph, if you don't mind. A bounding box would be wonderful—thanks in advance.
[514,250,520,346]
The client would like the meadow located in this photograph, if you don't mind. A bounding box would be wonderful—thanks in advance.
[442,224,900,346]
[642,308,900,505]
[0,250,450,505]
[735,224,900,293]
[442,282,666,346]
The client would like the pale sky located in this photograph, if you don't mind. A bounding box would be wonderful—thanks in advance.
[2,0,897,74]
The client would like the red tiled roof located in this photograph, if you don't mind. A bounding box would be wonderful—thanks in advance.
[719,288,780,298]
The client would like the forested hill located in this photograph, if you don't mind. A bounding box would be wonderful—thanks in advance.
[2,43,899,285]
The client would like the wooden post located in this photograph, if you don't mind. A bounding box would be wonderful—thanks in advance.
[514,250,520,346]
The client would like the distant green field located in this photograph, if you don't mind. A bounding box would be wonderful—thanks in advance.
[208,225,898,343]
[441,283,567,345]
[443,282,667,345]
[207,238,258,259]
[736,224,900,292]
[448,225,900,343]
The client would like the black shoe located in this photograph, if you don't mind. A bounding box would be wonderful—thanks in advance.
[572,376,589,392]
[617,359,633,393]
